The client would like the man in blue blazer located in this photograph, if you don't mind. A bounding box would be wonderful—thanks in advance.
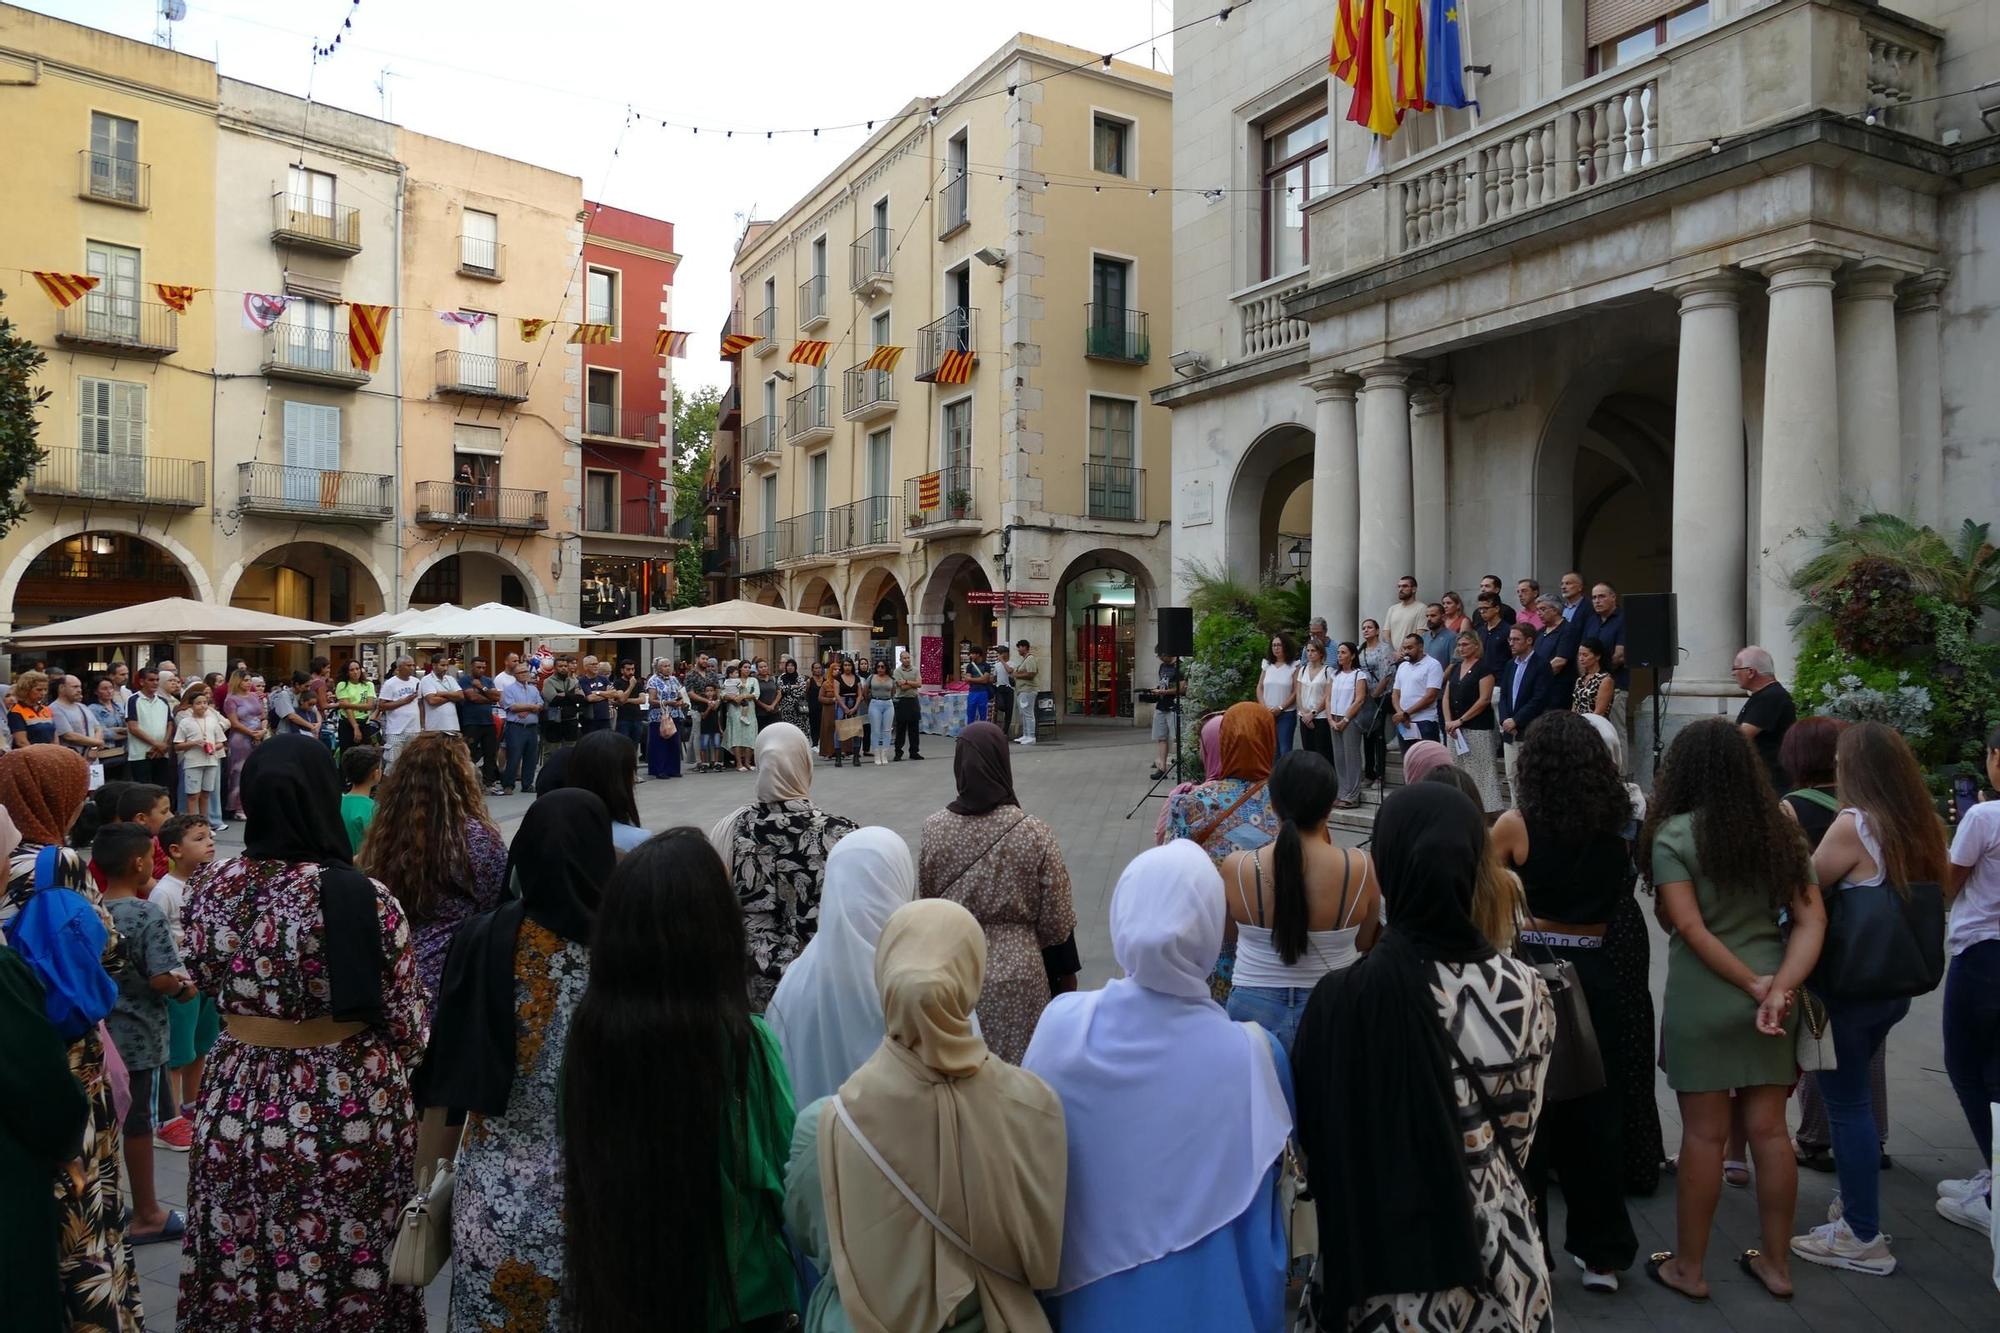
[1496,620,1557,804]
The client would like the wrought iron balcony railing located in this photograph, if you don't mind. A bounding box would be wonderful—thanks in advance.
[78,150,147,208]
[28,447,204,508]
[237,463,393,521]
[413,479,548,530]
[434,350,529,401]
[271,192,362,254]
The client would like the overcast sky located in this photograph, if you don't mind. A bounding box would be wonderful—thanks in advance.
[26,0,1186,394]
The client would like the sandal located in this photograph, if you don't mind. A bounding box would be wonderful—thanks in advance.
[1737,1249,1793,1301]
[1723,1160,1751,1188]
[131,1208,187,1246]
[1643,1252,1708,1302]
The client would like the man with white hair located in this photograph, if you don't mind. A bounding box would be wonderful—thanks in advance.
[1733,645,1795,789]
[375,656,423,770]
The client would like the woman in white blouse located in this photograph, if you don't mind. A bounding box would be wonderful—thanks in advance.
[1258,633,1300,756]
[1294,637,1335,764]
[1325,641,1370,808]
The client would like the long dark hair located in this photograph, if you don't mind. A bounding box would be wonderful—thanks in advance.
[1834,721,1948,889]
[1515,711,1630,837]
[1266,749,1339,965]
[563,829,755,1333]
[565,729,641,827]
[357,731,494,924]
[1640,718,1808,910]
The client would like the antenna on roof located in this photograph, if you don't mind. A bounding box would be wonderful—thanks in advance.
[156,0,186,49]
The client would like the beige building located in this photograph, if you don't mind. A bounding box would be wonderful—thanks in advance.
[730,34,1173,722]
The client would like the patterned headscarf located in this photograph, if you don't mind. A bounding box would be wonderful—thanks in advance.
[0,746,90,847]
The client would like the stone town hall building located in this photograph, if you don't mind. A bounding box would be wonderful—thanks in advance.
[1157,0,1997,742]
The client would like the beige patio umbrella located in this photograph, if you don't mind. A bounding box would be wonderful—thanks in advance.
[585,598,869,637]
[319,603,459,639]
[6,597,334,648]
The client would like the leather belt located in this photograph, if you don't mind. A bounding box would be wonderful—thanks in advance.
[224,1015,366,1049]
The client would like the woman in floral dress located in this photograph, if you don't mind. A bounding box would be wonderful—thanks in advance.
[0,746,145,1333]
[180,735,429,1332]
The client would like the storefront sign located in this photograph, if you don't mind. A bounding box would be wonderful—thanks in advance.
[963,590,1052,608]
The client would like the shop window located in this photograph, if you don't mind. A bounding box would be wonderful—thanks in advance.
[1064,567,1139,718]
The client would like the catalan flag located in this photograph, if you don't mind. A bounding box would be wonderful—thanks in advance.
[569,322,612,345]
[861,344,904,373]
[348,303,392,373]
[31,272,99,309]
[519,317,550,342]
[788,340,830,367]
[932,348,975,385]
[917,471,942,511]
[154,284,197,314]
[1330,0,1364,86]
[720,332,757,356]
[1388,0,1429,112]
[1345,0,1403,138]
[654,329,690,357]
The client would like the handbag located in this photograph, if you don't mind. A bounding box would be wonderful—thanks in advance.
[835,716,865,742]
[1795,988,1836,1072]
[1517,941,1605,1102]
[656,712,678,741]
[1811,877,1946,1001]
[388,1156,456,1287]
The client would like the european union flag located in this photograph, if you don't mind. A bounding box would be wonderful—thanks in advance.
[1425,0,1475,110]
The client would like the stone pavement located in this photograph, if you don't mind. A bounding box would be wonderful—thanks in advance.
[135,727,1996,1328]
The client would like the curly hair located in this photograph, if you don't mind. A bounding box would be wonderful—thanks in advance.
[1514,711,1630,837]
[358,731,496,924]
[1640,717,1808,911]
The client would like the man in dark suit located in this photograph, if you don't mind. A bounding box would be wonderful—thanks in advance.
[1496,621,1556,806]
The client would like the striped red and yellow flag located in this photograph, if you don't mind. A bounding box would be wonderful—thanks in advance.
[31,271,99,309]
[654,329,690,357]
[932,348,976,385]
[787,340,831,367]
[916,471,942,511]
[568,322,613,345]
[720,332,757,356]
[519,317,550,342]
[348,303,392,373]
[861,344,904,373]
[153,284,197,314]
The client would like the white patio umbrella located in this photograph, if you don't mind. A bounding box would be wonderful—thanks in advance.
[321,603,459,639]
[399,602,589,642]
[7,596,334,648]
[585,597,869,637]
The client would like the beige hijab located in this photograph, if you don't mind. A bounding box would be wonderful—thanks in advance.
[821,900,1066,1333]
[708,722,816,873]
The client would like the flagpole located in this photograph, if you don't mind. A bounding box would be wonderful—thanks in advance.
[1460,0,1482,128]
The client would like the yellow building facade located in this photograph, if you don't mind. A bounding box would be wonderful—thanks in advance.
[732,35,1172,722]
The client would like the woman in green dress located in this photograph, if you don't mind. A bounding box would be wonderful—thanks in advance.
[1640,718,1824,1303]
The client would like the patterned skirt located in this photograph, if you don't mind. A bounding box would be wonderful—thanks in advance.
[1605,894,1665,1194]
[59,1030,145,1333]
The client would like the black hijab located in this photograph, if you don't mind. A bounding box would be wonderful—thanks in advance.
[241,735,383,1025]
[1291,783,1500,1319]
[947,721,1019,816]
[416,790,614,1117]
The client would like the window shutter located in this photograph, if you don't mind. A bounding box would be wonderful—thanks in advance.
[1586,0,1683,47]
[283,400,308,469]
[113,383,145,456]
[314,404,342,471]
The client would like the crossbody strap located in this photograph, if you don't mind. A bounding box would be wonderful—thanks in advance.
[830,1095,1026,1285]
[933,811,1028,903]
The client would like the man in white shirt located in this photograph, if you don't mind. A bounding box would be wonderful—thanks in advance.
[418,655,464,739]
[1011,638,1040,744]
[1390,632,1445,749]
[989,645,1014,735]
[375,656,423,769]
[1939,724,2000,1234]
[1384,575,1427,647]
[125,666,175,789]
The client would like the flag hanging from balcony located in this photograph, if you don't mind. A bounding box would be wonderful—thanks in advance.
[569,322,612,344]
[1388,0,1430,113]
[519,317,550,342]
[348,303,391,372]
[788,340,830,367]
[720,332,757,356]
[440,310,488,330]
[654,329,690,357]
[154,284,197,314]
[933,348,975,385]
[1343,0,1402,138]
[1425,0,1475,109]
[917,471,942,511]
[862,344,905,372]
[1329,0,1363,85]
[31,272,99,309]
[243,292,290,331]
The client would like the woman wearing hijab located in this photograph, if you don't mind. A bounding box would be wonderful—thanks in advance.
[1024,842,1294,1331]
[0,750,143,1333]
[711,723,857,1011]
[1399,738,1453,786]
[784,899,1066,1333]
[179,735,429,1332]
[918,723,1077,1064]
[416,789,614,1333]
[766,828,918,1108]
[1160,702,1280,864]
[1153,712,1224,844]
[1291,783,1556,1332]
[778,657,813,733]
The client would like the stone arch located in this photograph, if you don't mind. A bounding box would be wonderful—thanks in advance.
[0,517,212,628]
[1224,423,1314,584]
[917,551,989,620]
[749,580,785,608]
[849,564,903,620]
[794,574,841,617]
[216,532,393,613]
[406,546,552,616]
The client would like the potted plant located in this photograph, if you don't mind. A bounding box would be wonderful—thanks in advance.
[946,488,971,519]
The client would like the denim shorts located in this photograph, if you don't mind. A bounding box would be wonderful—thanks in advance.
[1225,984,1315,1055]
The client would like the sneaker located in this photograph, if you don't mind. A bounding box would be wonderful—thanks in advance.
[1937,1191,1991,1234]
[1018,736,1035,745]
[1789,1218,1896,1276]
[1827,1191,1843,1223]
[487,783,506,797]
[1573,1256,1619,1293]
[156,1117,194,1153]
[210,820,228,834]
[1938,1169,1991,1202]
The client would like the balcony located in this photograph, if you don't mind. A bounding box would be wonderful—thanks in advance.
[798,274,828,331]
[413,479,548,531]
[1084,305,1150,364]
[458,236,505,280]
[776,513,835,566]
[701,544,733,576]
[1235,273,1311,359]
[752,306,777,356]
[850,229,894,296]
[434,350,529,401]
[718,383,742,429]
[237,463,393,522]
[28,447,204,509]
[903,465,980,538]
[831,495,902,553]
[739,529,776,574]
[784,384,833,446]
[55,299,177,358]
[842,364,896,422]
[938,173,968,238]
[1086,461,1145,522]
[77,150,147,209]
[263,323,370,386]
[583,405,665,447]
[742,417,781,471]
[584,489,668,541]
[914,308,976,383]
[271,192,361,255]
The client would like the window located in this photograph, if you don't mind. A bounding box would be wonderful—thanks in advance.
[84,240,141,340]
[1590,1,1710,71]
[585,469,617,530]
[458,310,497,387]
[807,451,828,551]
[867,428,892,497]
[286,298,337,370]
[281,401,341,505]
[1092,114,1131,176]
[461,209,499,274]
[88,112,139,203]
[413,556,461,605]
[1088,396,1138,520]
[944,264,972,353]
[762,378,779,424]
[942,396,972,474]
[871,197,891,267]
[586,368,619,435]
[287,165,336,218]
[77,377,145,495]
[761,473,778,528]
[941,130,969,235]
[586,267,619,333]
[1261,102,1330,278]
[453,422,502,455]
[499,573,528,609]
[1089,256,1134,357]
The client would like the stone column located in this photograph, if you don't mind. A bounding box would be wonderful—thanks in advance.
[1896,270,1948,531]
[1353,360,1416,632]
[1833,265,1905,517]
[1663,273,1749,696]
[1754,250,1843,681]
[1409,384,1450,601]
[1305,371,1360,639]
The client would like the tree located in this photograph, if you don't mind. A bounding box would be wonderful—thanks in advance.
[0,289,49,539]
[669,384,722,608]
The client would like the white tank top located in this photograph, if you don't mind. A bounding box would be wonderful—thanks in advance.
[1839,807,1888,888]
[1230,849,1364,988]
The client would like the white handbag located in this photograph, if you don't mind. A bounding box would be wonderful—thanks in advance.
[1795,990,1836,1073]
[388,1157,456,1287]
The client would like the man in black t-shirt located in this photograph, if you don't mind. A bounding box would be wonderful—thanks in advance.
[1149,650,1183,780]
[1732,645,1796,789]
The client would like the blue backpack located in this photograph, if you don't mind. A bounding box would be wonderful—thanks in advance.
[1,846,118,1040]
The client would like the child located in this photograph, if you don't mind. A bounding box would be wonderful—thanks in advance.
[150,813,217,1152]
[698,682,723,771]
[174,692,228,828]
[340,744,382,855]
[94,821,194,1246]
[88,783,171,894]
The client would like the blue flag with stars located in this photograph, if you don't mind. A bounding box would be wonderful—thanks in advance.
[1425,0,1475,110]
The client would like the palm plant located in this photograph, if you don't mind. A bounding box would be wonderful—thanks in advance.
[1791,512,2000,619]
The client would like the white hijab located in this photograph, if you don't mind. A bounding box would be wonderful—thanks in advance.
[1582,713,1647,823]
[766,826,915,1107]
[708,722,816,872]
[1022,839,1293,1294]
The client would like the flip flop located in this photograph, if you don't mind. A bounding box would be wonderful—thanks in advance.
[1723,1159,1751,1188]
[1737,1249,1793,1301]
[1644,1252,1709,1302]
[131,1207,186,1246]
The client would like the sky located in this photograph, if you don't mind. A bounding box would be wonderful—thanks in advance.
[24,0,1187,394]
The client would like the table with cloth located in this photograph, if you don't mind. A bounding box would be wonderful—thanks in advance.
[917,687,971,738]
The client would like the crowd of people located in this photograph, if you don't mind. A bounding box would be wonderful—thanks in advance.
[1,579,1996,1333]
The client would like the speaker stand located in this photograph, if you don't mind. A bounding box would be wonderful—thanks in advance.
[1650,667,1669,781]
[1125,700,1183,820]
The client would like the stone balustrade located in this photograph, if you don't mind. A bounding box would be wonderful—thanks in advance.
[1235,275,1312,357]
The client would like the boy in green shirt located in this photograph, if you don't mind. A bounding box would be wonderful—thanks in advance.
[340,745,382,855]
